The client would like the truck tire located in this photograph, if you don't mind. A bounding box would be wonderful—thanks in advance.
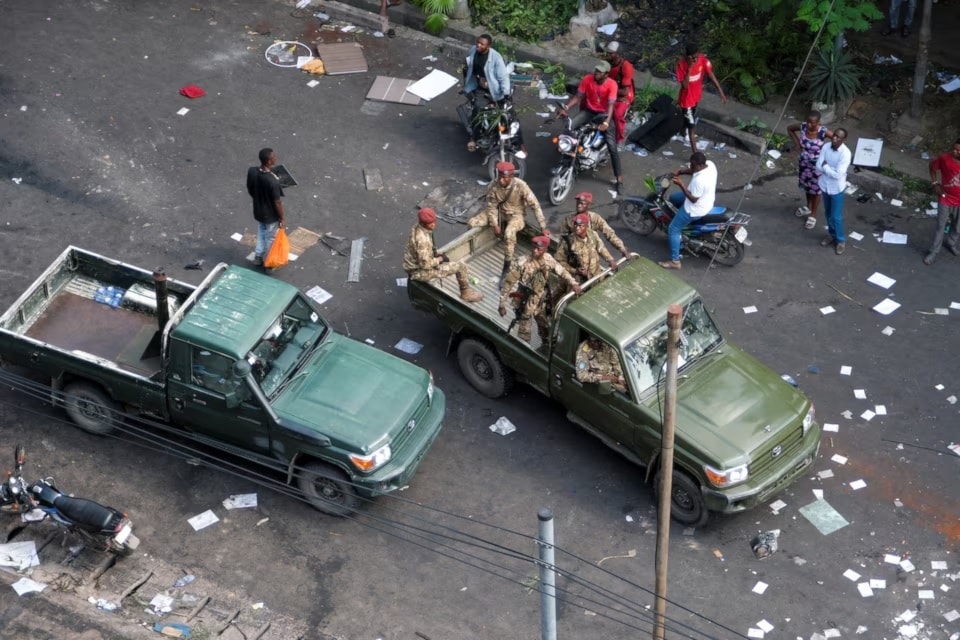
[654,469,708,528]
[457,338,513,399]
[297,461,358,517]
[63,382,120,435]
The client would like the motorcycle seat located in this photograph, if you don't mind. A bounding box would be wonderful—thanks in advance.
[692,207,730,224]
[53,495,118,531]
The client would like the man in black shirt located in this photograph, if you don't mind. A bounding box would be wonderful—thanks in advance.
[246,148,285,266]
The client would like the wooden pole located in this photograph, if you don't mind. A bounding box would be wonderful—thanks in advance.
[910,0,934,117]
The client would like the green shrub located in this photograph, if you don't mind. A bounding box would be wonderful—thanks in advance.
[806,48,862,104]
[469,0,576,42]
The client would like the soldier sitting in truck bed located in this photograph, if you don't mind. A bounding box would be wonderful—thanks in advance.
[556,213,618,284]
[404,208,484,303]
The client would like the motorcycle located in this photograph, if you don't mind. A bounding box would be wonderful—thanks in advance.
[619,175,751,266]
[456,88,526,181]
[1,444,140,556]
[548,104,611,205]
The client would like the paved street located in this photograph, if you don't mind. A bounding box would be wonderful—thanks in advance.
[1,2,959,639]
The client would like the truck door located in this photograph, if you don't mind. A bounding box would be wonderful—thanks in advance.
[167,345,272,454]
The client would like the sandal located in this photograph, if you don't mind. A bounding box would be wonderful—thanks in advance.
[804,216,817,230]
[795,206,811,217]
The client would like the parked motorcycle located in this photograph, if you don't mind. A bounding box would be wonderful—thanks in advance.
[619,175,751,266]
[1,445,140,555]
[548,104,610,205]
[456,89,526,181]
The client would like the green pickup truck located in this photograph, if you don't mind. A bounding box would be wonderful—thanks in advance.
[408,226,820,526]
[0,247,444,515]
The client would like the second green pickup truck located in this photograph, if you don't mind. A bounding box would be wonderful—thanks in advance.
[408,226,821,526]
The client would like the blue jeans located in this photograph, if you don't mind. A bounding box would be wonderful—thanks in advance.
[255,221,280,259]
[822,192,846,243]
[889,0,916,27]
[667,192,691,261]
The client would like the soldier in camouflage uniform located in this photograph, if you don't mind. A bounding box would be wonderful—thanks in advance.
[498,236,581,344]
[560,192,631,259]
[575,335,627,393]
[556,212,618,283]
[404,208,483,303]
[468,161,550,284]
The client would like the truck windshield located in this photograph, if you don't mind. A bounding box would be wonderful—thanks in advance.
[247,295,328,398]
[622,299,723,393]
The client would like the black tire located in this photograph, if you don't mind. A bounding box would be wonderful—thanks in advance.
[548,165,575,205]
[619,200,657,236]
[654,469,708,527]
[456,338,513,399]
[712,238,745,266]
[63,382,120,435]
[487,153,527,182]
[297,461,358,517]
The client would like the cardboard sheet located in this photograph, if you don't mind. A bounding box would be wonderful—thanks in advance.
[366,76,423,105]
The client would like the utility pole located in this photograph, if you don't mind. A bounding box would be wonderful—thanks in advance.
[537,508,557,640]
[653,304,682,640]
[910,0,934,117]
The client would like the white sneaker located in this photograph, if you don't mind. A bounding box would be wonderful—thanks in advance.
[515,150,527,159]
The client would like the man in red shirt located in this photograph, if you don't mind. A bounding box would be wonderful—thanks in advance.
[559,61,624,194]
[923,137,960,265]
[675,42,726,152]
[606,41,634,148]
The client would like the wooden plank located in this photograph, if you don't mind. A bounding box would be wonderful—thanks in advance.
[316,42,368,75]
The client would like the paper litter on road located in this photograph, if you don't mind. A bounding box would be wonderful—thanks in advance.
[823,630,842,639]
[799,498,849,535]
[858,582,874,597]
[188,509,219,531]
[769,499,787,513]
[840,365,852,375]
[596,22,618,35]
[819,306,836,315]
[844,568,862,581]
[873,298,901,315]
[854,389,866,399]
[489,416,516,436]
[818,469,835,479]
[812,488,824,499]
[394,337,423,354]
[919,589,935,599]
[0,541,40,570]
[898,609,917,622]
[848,231,864,241]
[823,423,839,432]
[841,410,853,419]
[407,69,459,101]
[948,395,958,405]
[747,629,764,639]
[849,479,867,490]
[951,301,960,310]
[874,405,887,415]
[935,307,949,315]
[867,272,896,289]
[150,593,175,613]
[752,581,768,594]
[881,231,908,244]
[12,577,47,596]
[767,149,782,159]
[944,610,960,622]
[743,305,758,314]
[831,454,848,464]
[881,326,895,336]
[305,285,333,305]
[230,232,244,242]
[222,493,258,509]
[890,198,904,207]
[177,107,190,116]
[307,79,320,88]
[884,553,902,564]
[870,578,886,589]
[932,560,949,570]
[396,277,408,287]
[861,409,875,421]
[756,620,774,633]
[935,383,945,390]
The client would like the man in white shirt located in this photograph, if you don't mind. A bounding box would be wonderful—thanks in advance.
[816,128,852,255]
[659,151,717,269]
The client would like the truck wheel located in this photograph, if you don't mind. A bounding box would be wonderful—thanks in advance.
[298,462,358,517]
[457,338,513,399]
[63,382,120,435]
[654,469,708,527]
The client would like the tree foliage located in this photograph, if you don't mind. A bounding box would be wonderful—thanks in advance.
[469,0,576,43]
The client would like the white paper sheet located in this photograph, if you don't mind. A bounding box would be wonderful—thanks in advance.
[849,479,867,490]
[843,569,861,581]
[881,231,908,244]
[188,509,219,531]
[858,582,874,597]
[854,389,867,399]
[840,365,852,375]
[394,337,423,354]
[873,298,901,315]
[853,138,883,166]
[823,423,839,432]
[867,272,896,289]
[743,305,758,314]
[305,285,332,305]
[831,454,848,464]
[406,69,459,101]
[12,577,47,595]
[848,231,864,241]
[819,306,836,315]
[222,493,258,509]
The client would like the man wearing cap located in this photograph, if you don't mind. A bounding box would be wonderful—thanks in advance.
[606,42,635,149]
[556,213,618,283]
[559,60,624,195]
[575,334,627,393]
[404,208,484,303]
[468,161,549,285]
[560,192,630,259]
[499,236,581,345]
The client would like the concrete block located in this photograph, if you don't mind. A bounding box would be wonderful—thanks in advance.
[567,15,595,48]
[847,168,903,200]
[322,0,386,32]
[698,119,767,156]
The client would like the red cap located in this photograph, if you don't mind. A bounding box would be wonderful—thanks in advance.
[496,161,515,175]
[573,213,589,226]
[532,236,550,248]
[418,208,437,224]
[574,192,593,203]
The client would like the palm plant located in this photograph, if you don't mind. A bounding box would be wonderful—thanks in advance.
[806,47,861,105]
[413,0,455,34]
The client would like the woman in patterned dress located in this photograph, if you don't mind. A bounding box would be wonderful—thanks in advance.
[788,111,834,230]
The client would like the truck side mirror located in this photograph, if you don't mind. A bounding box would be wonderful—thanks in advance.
[224,361,252,408]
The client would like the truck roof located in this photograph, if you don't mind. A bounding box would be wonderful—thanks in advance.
[171,266,296,359]
[564,257,697,347]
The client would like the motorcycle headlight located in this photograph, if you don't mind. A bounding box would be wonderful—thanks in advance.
[557,135,575,153]
[704,463,749,488]
[508,121,520,136]
[802,404,815,436]
[349,445,392,473]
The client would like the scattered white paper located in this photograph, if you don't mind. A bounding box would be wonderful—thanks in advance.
[812,489,824,499]
[848,231,864,241]
[890,198,904,207]
[932,560,949,570]
[873,298,901,315]
[177,107,190,116]
[747,629,764,639]
[305,285,333,305]
[364,338,375,345]
[941,77,960,92]
[861,409,875,421]
[874,405,887,415]
[767,149,782,159]
[396,277,408,287]
[881,326,895,336]
[870,579,886,589]
[625,515,633,522]
[824,630,842,639]
[881,231,908,244]
[752,581,768,594]
[769,499,787,513]
[944,610,959,622]
[843,569,861,581]
[307,79,320,88]
[858,582,874,597]
[840,365,852,375]
[230,232,244,242]
[919,589,935,599]
[489,416,516,435]
[854,389,866,399]
[841,410,853,419]
[948,395,958,405]
[406,69,459,101]
[831,454,848,464]
[951,302,960,310]
[849,479,867,490]
[853,138,883,167]
[596,23,618,35]
[150,593,175,613]
[743,305,758,314]
[188,510,219,531]
[820,306,836,315]
[0,541,40,569]
[757,620,774,633]
[884,553,902,564]
[394,337,423,355]
[222,493,258,510]
[818,469,835,479]
[823,423,839,432]
[935,307,949,315]
[867,272,896,289]
[296,55,313,69]
[12,577,47,595]
[899,608,917,622]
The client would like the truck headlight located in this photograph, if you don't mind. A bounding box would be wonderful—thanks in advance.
[802,404,815,436]
[704,463,748,488]
[349,445,392,472]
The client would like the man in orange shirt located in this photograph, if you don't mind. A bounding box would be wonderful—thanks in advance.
[560,61,624,194]
[675,42,726,152]
[606,42,634,149]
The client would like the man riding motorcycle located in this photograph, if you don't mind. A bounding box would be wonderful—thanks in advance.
[658,151,718,270]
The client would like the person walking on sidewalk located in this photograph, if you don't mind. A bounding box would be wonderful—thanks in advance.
[404,208,484,302]
[246,148,285,267]
[787,111,833,230]
[658,152,718,270]
[882,0,916,37]
[816,129,852,255]
[675,42,726,153]
[923,137,960,265]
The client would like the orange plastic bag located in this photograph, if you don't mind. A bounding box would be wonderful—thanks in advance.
[264,227,290,269]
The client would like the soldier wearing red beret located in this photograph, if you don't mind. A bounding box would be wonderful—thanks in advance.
[403,208,483,302]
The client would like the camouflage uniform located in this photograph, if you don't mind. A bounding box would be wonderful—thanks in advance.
[575,339,627,393]
[468,177,548,263]
[556,228,615,282]
[499,252,578,343]
[561,210,629,256]
[403,224,471,289]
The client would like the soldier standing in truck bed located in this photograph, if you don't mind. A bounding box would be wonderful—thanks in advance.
[560,192,631,259]
[556,213,618,283]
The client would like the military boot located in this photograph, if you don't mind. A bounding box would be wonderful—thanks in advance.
[498,260,511,289]
[456,272,483,303]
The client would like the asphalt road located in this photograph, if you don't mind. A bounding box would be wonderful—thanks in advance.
[1,2,959,640]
